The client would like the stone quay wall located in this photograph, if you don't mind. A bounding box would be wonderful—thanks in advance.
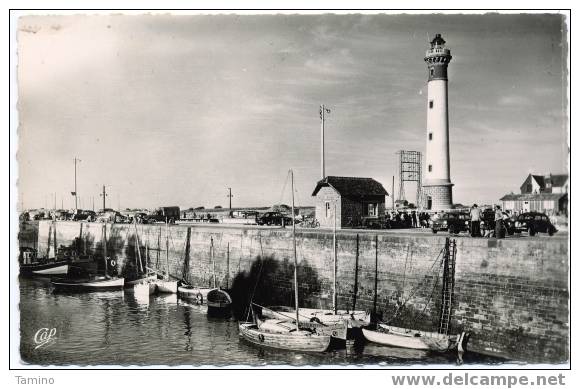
[18,221,569,362]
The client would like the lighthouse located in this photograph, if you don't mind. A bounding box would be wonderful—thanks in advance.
[422,34,453,210]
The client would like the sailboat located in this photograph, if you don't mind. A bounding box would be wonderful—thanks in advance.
[239,169,337,352]
[262,202,368,331]
[361,238,467,362]
[125,219,157,288]
[51,223,124,291]
[154,218,178,294]
[177,237,225,306]
[205,238,233,314]
[20,220,69,276]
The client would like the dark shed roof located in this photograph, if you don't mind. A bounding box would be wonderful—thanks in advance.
[549,174,569,187]
[312,176,388,197]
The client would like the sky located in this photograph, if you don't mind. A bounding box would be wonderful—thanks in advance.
[17,13,568,210]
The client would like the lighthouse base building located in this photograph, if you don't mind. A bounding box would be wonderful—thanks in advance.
[422,184,453,211]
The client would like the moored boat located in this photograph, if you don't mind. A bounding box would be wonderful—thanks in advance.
[156,279,178,294]
[52,275,125,292]
[262,306,369,328]
[125,274,157,287]
[177,284,211,303]
[153,219,177,294]
[51,223,124,293]
[239,170,337,352]
[20,248,70,276]
[362,323,464,351]
[239,321,331,353]
[134,280,156,297]
[19,222,70,277]
[362,238,468,363]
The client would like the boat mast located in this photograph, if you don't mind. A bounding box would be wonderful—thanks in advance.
[134,219,143,273]
[333,202,337,314]
[291,169,299,332]
[103,223,108,277]
[52,219,57,260]
[165,218,170,280]
[211,237,216,288]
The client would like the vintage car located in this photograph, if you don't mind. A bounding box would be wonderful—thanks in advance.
[513,212,557,236]
[431,212,470,234]
[257,212,293,226]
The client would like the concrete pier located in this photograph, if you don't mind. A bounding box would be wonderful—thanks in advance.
[18,221,568,362]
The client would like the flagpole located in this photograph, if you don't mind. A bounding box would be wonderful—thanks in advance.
[320,105,330,180]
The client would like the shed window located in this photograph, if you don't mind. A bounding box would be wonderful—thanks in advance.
[428,164,432,172]
[364,203,378,217]
[429,100,434,109]
[325,202,331,218]
[428,132,433,141]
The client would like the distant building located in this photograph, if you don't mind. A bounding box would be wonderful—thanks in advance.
[394,199,409,209]
[519,173,569,194]
[500,173,568,215]
[312,176,388,229]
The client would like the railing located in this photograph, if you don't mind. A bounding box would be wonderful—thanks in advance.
[425,48,451,57]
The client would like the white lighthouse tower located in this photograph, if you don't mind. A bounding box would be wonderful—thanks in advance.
[422,33,453,210]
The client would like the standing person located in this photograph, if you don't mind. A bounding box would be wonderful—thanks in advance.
[494,205,504,239]
[411,211,417,228]
[470,204,481,237]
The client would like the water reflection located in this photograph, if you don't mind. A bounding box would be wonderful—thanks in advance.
[18,277,498,366]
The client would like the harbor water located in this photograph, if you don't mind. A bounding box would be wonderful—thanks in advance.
[18,276,500,367]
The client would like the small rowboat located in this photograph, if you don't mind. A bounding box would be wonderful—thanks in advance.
[125,274,157,287]
[207,288,232,309]
[239,321,331,352]
[177,285,212,304]
[207,288,233,316]
[362,323,465,352]
[155,280,178,294]
[133,281,157,296]
[52,276,125,292]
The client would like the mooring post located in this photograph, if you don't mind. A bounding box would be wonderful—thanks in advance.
[373,235,378,318]
[352,234,359,312]
[226,242,230,289]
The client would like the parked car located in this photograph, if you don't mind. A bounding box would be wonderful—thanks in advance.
[96,211,126,223]
[53,210,72,221]
[72,210,96,222]
[257,212,293,226]
[431,212,470,234]
[147,206,180,223]
[513,212,557,236]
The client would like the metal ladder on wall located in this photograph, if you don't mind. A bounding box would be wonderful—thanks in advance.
[438,237,457,335]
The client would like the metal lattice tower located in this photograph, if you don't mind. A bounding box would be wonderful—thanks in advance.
[397,150,422,207]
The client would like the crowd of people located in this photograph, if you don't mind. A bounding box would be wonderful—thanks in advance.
[384,210,432,228]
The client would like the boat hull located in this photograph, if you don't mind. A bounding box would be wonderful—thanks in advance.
[155,280,177,294]
[51,277,125,292]
[125,275,158,287]
[239,322,331,352]
[177,286,212,304]
[20,261,70,276]
[362,324,460,352]
[133,281,157,295]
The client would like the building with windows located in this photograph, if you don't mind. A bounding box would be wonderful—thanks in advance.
[500,173,569,215]
[312,176,388,229]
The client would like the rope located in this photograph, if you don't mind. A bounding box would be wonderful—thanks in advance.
[245,231,265,322]
[383,245,445,325]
